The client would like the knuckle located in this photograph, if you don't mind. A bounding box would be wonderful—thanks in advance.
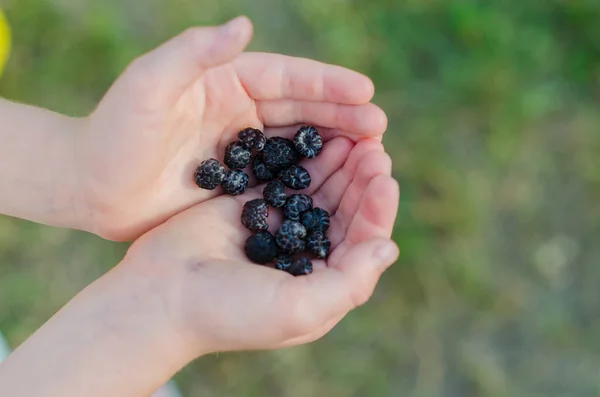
[180,26,206,50]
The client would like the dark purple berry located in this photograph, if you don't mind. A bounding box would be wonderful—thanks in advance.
[274,255,292,271]
[238,128,266,151]
[241,199,269,232]
[244,231,278,264]
[224,142,251,170]
[221,170,248,195]
[279,165,311,190]
[307,231,331,259]
[263,180,287,208]
[194,158,226,190]
[284,194,313,222]
[252,154,277,182]
[263,137,300,170]
[294,126,323,159]
[300,208,330,232]
[288,257,313,276]
[275,220,307,254]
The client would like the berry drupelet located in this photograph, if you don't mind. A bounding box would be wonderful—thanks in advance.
[221,170,248,196]
[294,126,323,159]
[275,220,307,254]
[307,231,331,259]
[241,199,269,232]
[238,128,266,151]
[300,208,330,232]
[224,141,252,170]
[194,158,226,190]
[252,154,277,182]
[244,231,278,265]
[263,180,287,208]
[288,257,314,276]
[263,137,300,170]
[279,165,311,190]
[274,255,292,271]
[284,194,313,222]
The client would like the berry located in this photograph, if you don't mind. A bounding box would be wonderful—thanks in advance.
[275,220,307,254]
[307,231,331,259]
[221,170,248,195]
[224,142,251,170]
[284,194,313,221]
[274,255,292,271]
[288,257,313,276]
[252,154,277,182]
[194,158,225,190]
[263,137,300,170]
[279,165,311,190]
[241,199,269,232]
[238,128,266,151]
[294,126,323,159]
[300,208,330,232]
[263,180,287,208]
[244,231,278,265]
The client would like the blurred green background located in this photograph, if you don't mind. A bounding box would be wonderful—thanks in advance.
[1,0,600,396]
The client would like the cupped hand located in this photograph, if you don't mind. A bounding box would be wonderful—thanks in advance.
[124,134,400,355]
[77,16,387,241]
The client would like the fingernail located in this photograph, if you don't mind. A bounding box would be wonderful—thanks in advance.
[220,16,246,38]
[374,242,399,267]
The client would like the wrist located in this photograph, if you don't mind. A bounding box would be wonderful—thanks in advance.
[0,254,199,397]
[58,115,92,232]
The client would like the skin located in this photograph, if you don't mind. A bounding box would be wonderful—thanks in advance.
[0,16,400,397]
[0,137,400,397]
[78,16,388,240]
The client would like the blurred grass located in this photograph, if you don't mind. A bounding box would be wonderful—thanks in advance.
[1,0,600,396]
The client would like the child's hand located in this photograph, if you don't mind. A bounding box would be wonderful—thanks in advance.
[78,16,386,241]
[124,136,398,354]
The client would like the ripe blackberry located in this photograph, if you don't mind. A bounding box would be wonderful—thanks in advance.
[241,199,269,232]
[279,165,311,190]
[274,255,292,272]
[194,158,225,190]
[289,257,313,276]
[263,180,287,208]
[300,208,330,232]
[284,194,313,222]
[294,126,323,159]
[275,220,307,254]
[221,170,248,196]
[252,154,277,182]
[307,231,331,259]
[244,231,278,264]
[263,137,300,170]
[238,128,266,151]
[224,142,251,170]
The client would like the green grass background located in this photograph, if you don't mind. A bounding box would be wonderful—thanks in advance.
[1,0,600,396]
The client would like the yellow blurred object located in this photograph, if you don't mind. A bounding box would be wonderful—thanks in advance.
[0,8,10,77]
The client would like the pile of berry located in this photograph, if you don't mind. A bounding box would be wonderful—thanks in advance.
[194,126,330,276]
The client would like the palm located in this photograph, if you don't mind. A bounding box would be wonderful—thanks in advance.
[132,138,399,352]
[81,49,386,241]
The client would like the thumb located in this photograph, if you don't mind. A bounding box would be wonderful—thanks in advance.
[127,16,253,100]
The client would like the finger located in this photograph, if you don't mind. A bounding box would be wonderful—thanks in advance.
[281,238,398,337]
[329,175,400,254]
[126,16,253,103]
[323,150,392,232]
[235,53,375,104]
[298,137,354,195]
[310,139,386,213]
[258,100,387,139]
[244,136,353,192]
